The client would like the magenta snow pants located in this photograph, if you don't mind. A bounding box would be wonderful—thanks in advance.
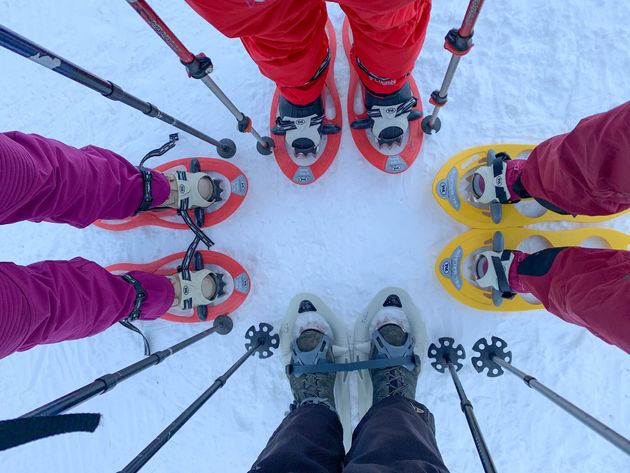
[514,101,630,354]
[0,132,174,360]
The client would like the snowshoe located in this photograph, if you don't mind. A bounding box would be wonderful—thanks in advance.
[433,144,630,228]
[279,293,352,449]
[107,249,249,323]
[94,157,247,231]
[436,227,630,311]
[270,19,342,185]
[342,17,424,174]
[353,287,426,419]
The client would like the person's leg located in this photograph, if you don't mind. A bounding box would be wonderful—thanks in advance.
[512,247,630,354]
[345,396,449,473]
[248,404,344,473]
[340,0,431,96]
[519,101,630,215]
[0,132,171,228]
[249,325,345,472]
[0,259,173,359]
[184,0,329,106]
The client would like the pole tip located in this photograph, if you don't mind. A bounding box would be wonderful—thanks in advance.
[214,315,233,335]
[421,116,442,135]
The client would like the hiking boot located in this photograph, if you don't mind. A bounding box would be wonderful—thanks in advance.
[287,329,336,411]
[370,323,421,405]
[272,95,340,157]
[351,81,422,147]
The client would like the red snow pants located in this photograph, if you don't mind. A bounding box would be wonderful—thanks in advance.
[515,101,630,354]
[184,0,432,104]
[0,132,173,360]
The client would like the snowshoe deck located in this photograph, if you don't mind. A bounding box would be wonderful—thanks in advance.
[433,144,630,228]
[107,250,250,323]
[270,19,342,185]
[353,287,426,420]
[342,17,423,174]
[280,293,352,449]
[94,157,247,231]
[436,227,630,311]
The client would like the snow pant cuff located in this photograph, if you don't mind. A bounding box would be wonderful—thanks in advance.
[248,403,344,473]
[344,396,450,473]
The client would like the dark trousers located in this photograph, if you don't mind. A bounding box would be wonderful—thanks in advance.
[249,396,450,473]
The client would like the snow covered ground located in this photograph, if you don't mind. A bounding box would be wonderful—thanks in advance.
[1,1,629,471]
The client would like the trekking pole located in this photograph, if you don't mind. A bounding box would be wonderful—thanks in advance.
[20,316,233,418]
[428,337,498,473]
[421,0,485,134]
[0,25,236,158]
[125,0,275,156]
[118,323,279,473]
[472,337,630,456]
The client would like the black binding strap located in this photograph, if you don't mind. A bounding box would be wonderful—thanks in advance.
[120,274,151,355]
[0,414,100,451]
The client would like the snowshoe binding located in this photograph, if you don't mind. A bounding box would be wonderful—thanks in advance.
[350,81,422,148]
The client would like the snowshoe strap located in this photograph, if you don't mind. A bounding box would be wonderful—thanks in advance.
[178,205,214,248]
[492,251,513,295]
[119,274,151,355]
[0,414,101,451]
[492,156,508,203]
[119,319,152,356]
[135,133,179,214]
[286,354,420,376]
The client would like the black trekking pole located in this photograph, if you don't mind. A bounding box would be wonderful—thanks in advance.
[472,337,630,456]
[125,0,275,156]
[422,0,485,134]
[118,323,279,473]
[0,24,236,158]
[20,316,233,418]
[428,337,498,473]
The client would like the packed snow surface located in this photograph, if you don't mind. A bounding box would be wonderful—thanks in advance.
[1,1,629,472]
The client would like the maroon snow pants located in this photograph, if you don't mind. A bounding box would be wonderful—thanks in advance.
[249,397,450,473]
[0,132,174,360]
[515,101,630,354]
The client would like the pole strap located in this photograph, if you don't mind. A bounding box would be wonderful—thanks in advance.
[0,414,100,451]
